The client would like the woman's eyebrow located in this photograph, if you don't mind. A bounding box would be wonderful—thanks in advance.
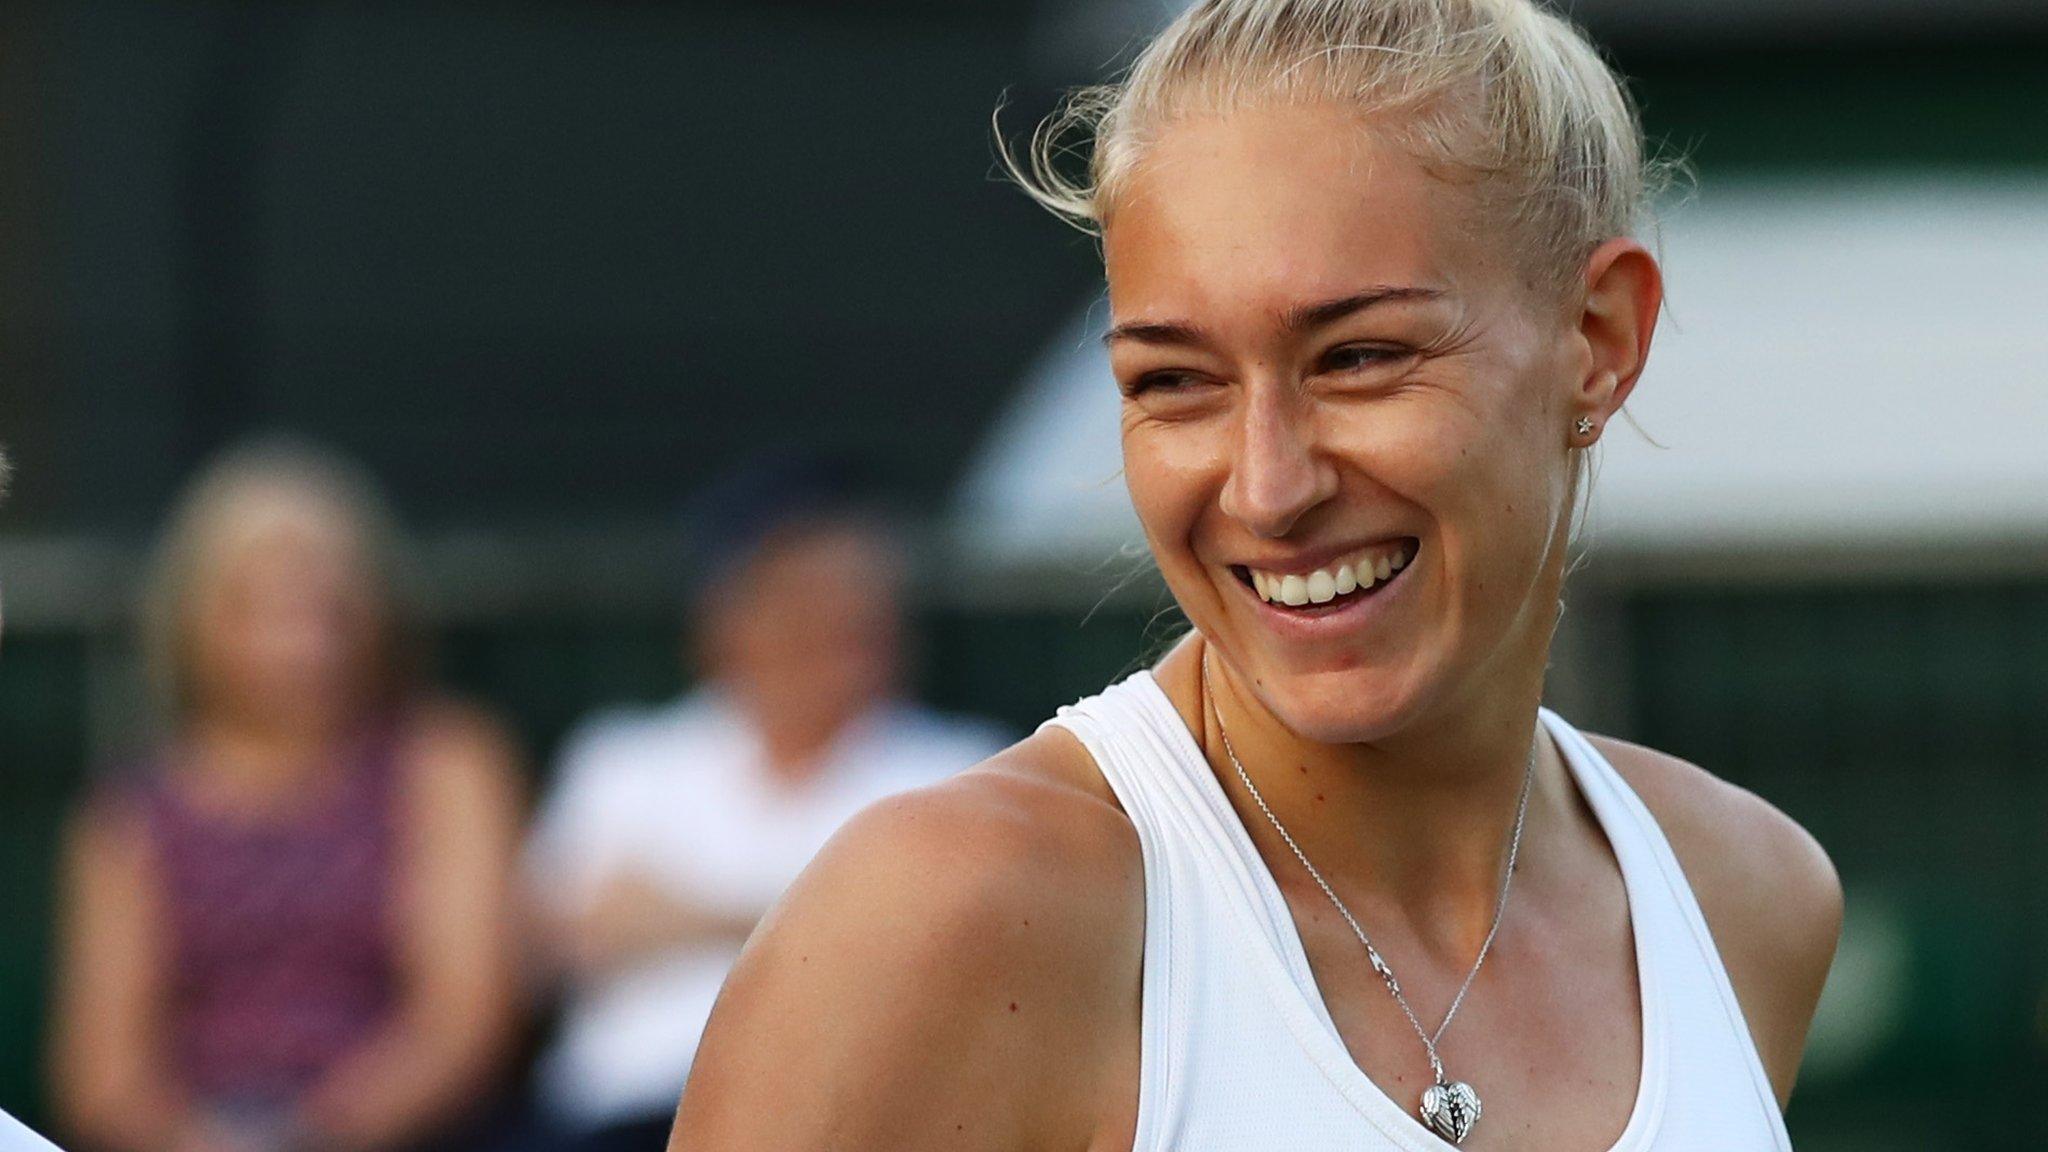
[1102,285,1445,348]
[1281,285,1444,332]
[1101,319,1206,348]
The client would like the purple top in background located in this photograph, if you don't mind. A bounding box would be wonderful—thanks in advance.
[123,727,405,1109]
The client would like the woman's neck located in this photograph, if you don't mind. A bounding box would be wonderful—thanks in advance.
[1168,636,1571,956]
[181,713,356,811]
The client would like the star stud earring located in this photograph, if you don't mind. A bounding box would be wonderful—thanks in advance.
[1575,416,1596,436]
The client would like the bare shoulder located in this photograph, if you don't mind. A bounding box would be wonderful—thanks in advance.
[1585,733,1842,1105]
[673,728,1143,1152]
[774,727,1142,945]
[60,784,158,905]
[400,695,522,770]
[394,696,525,814]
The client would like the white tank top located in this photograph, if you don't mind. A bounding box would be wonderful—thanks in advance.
[1043,671,1793,1152]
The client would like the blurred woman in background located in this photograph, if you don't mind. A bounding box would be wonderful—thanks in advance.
[49,440,526,1152]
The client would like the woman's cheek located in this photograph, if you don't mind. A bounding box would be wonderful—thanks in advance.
[1126,413,1227,513]
[1335,405,1476,509]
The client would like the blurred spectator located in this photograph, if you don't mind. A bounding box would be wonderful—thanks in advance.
[522,456,1004,1152]
[47,439,526,1152]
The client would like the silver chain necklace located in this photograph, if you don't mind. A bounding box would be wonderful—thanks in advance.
[1202,654,1534,1146]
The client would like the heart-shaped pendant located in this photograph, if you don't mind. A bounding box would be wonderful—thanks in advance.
[1419,1080,1482,1145]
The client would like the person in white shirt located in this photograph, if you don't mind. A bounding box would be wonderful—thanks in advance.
[523,457,1005,1152]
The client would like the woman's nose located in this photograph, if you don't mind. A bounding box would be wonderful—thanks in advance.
[1218,386,1336,539]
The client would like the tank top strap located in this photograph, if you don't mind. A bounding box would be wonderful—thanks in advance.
[1538,711,1791,1148]
[1539,709,1675,905]
[1040,672,1333,1006]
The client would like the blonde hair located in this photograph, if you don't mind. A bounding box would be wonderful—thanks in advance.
[1005,0,1670,293]
[140,436,417,718]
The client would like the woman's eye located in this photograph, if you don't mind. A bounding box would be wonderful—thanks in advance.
[1122,370,1204,397]
[1322,344,1410,373]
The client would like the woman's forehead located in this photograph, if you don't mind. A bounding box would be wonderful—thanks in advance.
[1102,105,1493,322]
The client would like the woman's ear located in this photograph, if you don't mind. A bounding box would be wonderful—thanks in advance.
[1570,238,1664,444]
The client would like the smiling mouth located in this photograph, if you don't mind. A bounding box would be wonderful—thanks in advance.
[1232,538,1418,612]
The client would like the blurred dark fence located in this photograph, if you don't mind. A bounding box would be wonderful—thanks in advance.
[0,1,1094,533]
[1628,584,2048,1149]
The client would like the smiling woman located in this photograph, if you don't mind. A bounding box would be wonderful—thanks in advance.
[670,3,1840,1151]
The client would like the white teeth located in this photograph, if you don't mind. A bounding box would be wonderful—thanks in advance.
[1247,542,1414,608]
[1279,574,1309,607]
[1307,570,1337,604]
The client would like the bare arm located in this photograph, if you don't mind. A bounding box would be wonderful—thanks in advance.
[539,869,761,981]
[670,759,1144,1152]
[1590,735,1843,1109]
[295,705,527,1152]
[47,798,196,1152]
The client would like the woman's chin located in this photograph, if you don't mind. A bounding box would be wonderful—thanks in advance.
[1249,665,1432,746]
